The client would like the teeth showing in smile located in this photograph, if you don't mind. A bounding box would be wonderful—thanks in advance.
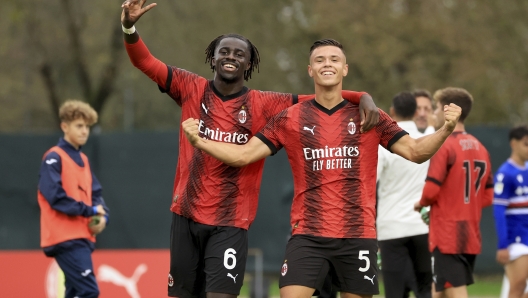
[322,71,334,76]
[224,64,236,69]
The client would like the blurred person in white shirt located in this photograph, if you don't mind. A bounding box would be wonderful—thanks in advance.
[377,91,432,298]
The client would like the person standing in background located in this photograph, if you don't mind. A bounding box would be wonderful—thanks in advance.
[377,91,432,298]
[414,87,493,298]
[412,89,435,135]
[38,100,109,298]
[493,125,528,298]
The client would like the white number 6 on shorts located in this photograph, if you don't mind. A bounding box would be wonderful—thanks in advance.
[224,248,237,270]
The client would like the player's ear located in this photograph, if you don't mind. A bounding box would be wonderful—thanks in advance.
[245,62,251,71]
[308,65,313,78]
[60,121,69,134]
[343,63,348,77]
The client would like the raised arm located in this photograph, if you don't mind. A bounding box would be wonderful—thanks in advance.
[182,118,272,167]
[391,103,461,164]
[121,0,168,87]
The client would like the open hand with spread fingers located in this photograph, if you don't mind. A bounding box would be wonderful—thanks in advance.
[182,118,202,147]
[442,103,462,132]
[121,0,157,28]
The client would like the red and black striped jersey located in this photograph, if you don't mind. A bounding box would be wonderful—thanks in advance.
[424,132,493,254]
[256,99,406,238]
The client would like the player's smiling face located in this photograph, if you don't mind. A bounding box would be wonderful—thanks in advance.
[61,118,90,149]
[308,45,348,87]
[213,37,251,83]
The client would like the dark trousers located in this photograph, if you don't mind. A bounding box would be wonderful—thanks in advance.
[54,242,99,298]
[379,234,432,298]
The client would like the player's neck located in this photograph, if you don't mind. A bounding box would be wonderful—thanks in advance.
[213,78,245,96]
[453,122,465,132]
[314,85,344,110]
[510,154,527,167]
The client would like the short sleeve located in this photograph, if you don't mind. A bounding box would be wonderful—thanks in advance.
[255,109,290,155]
[425,144,453,186]
[375,110,408,151]
[160,65,207,107]
[253,91,296,122]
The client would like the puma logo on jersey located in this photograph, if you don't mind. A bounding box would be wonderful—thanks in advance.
[303,126,316,135]
[227,273,238,283]
[202,103,209,114]
[364,275,375,285]
[46,159,58,165]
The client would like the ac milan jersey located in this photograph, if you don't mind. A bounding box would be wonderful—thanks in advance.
[256,100,406,238]
[425,132,493,254]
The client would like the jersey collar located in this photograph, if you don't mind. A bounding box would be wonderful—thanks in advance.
[209,80,249,102]
[311,99,348,116]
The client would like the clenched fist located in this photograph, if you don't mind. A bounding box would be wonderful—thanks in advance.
[182,118,201,146]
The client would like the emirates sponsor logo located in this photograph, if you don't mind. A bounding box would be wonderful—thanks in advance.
[198,120,249,144]
[303,145,359,171]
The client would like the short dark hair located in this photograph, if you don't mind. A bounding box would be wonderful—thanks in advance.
[392,91,417,119]
[412,89,432,101]
[309,39,345,56]
[433,87,473,122]
[204,34,260,81]
[509,125,528,141]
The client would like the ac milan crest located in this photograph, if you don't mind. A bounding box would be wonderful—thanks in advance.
[281,263,288,276]
[347,120,356,135]
[238,107,247,124]
[168,273,174,287]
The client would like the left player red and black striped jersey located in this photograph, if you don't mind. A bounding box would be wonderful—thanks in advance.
[256,99,406,238]
[423,132,493,254]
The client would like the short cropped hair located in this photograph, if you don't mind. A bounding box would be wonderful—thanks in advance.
[392,91,417,119]
[59,100,98,125]
[309,39,345,56]
[412,89,432,101]
[433,87,473,122]
[509,125,528,141]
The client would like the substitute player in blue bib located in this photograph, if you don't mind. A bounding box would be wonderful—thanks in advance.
[493,125,528,298]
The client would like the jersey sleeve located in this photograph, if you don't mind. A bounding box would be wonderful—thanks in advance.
[125,37,205,107]
[253,91,297,122]
[493,171,515,249]
[426,141,455,187]
[375,109,408,151]
[255,109,290,155]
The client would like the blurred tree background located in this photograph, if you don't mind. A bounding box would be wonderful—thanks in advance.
[1,0,527,133]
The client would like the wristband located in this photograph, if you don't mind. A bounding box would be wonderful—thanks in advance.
[122,24,136,35]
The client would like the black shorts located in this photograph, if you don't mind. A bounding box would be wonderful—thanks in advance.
[279,235,379,296]
[168,213,248,298]
[378,234,432,298]
[432,248,476,292]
